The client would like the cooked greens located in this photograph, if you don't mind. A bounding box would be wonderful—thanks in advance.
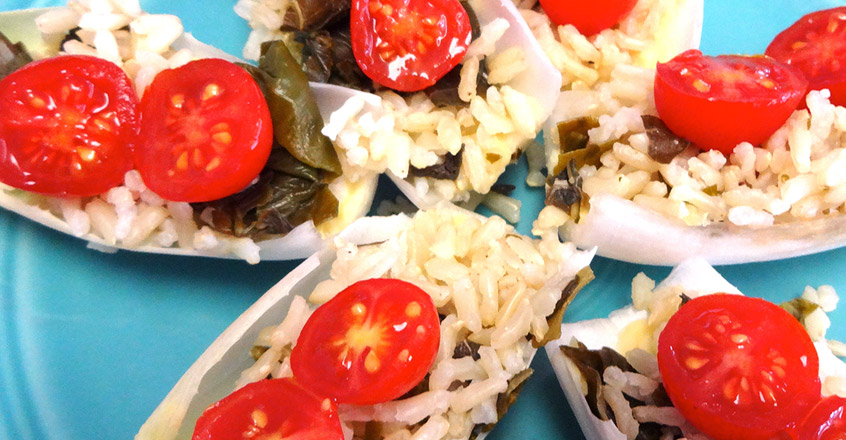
[195,147,338,240]
[245,40,342,174]
[195,42,341,241]
[642,115,690,163]
[560,342,682,440]
[0,31,32,80]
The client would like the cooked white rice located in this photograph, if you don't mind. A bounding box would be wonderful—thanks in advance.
[236,206,594,439]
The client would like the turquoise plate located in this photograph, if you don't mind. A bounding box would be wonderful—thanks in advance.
[1,1,845,439]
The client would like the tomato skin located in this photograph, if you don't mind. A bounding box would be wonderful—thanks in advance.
[135,58,272,202]
[538,0,638,36]
[657,294,821,440]
[766,7,846,107]
[0,55,137,197]
[794,396,846,440]
[290,278,440,405]
[192,377,344,440]
[654,50,808,154]
[351,0,472,92]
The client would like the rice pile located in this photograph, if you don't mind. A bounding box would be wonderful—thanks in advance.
[237,206,594,440]
[564,274,845,440]
[1,0,264,262]
[237,0,546,205]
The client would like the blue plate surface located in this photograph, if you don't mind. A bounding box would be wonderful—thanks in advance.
[1,1,845,439]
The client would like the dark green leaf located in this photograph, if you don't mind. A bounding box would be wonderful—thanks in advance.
[643,115,690,164]
[277,0,349,31]
[781,298,820,324]
[534,266,595,347]
[195,147,339,241]
[245,41,342,174]
[0,31,33,80]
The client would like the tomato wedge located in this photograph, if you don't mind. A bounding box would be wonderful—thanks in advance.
[657,294,821,440]
[290,278,440,405]
[0,55,137,197]
[192,378,344,440]
[654,50,808,154]
[538,0,638,36]
[135,58,272,202]
[795,396,846,440]
[766,7,846,107]
[350,0,472,92]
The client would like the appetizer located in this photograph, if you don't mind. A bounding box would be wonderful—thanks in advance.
[0,1,379,263]
[546,258,846,439]
[236,0,562,221]
[136,203,595,439]
[537,6,846,265]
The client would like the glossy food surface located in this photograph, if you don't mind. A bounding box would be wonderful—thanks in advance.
[2,1,846,440]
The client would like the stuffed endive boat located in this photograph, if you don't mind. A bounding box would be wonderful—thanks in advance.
[534,5,846,265]
[546,258,846,439]
[136,203,594,439]
[236,0,562,221]
[0,2,379,263]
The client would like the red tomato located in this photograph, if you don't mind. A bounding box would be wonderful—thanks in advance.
[135,58,272,202]
[654,50,808,154]
[766,7,846,107]
[658,294,821,440]
[538,0,638,36]
[350,0,472,92]
[0,55,137,197]
[290,278,440,405]
[192,377,344,440]
[795,396,846,440]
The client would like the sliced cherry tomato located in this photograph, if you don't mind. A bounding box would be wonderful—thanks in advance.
[0,55,137,197]
[657,294,821,440]
[654,49,808,154]
[135,58,272,202]
[192,377,344,440]
[538,0,638,36]
[766,7,846,107]
[290,278,440,405]
[350,0,472,92]
[795,396,846,440]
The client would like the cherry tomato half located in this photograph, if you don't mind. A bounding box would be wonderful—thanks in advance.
[654,50,808,154]
[135,58,272,202]
[795,396,846,440]
[290,278,440,405]
[192,377,344,440]
[351,0,472,92]
[538,0,638,37]
[766,7,846,107]
[657,294,821,440]
[0,55,137,197]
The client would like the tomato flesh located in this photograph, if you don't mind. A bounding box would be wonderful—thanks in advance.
[538,0,637,36]
[657,294,821,440]
[290,278,440,405]
[135,58,272,202]
[192,377,344,440]
[795,396,846,440]
[351,0,471,92]
[654,50,808,154]
[766,7,846,107]
[0,55,137,197]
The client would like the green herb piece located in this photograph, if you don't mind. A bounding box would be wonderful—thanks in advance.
[535,266,595,347]
[244,41,342,174]
[0,31,33,80]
